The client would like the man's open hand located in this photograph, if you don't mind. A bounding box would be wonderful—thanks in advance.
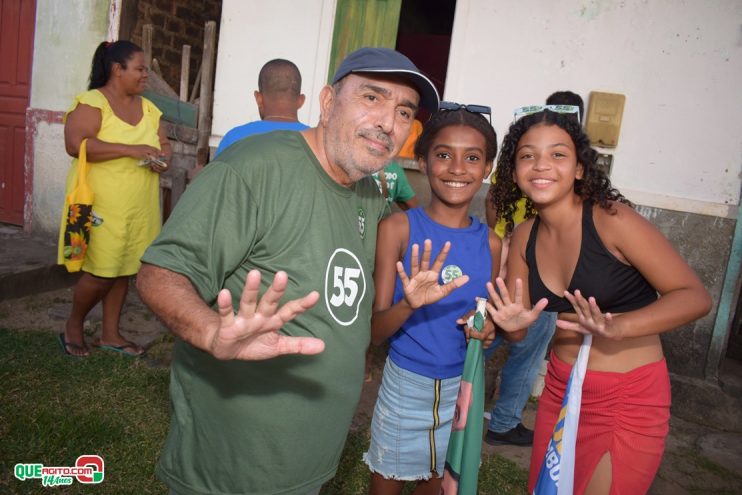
[209,270,324,360]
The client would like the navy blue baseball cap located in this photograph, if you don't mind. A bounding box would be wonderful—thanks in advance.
[332,47,440,112]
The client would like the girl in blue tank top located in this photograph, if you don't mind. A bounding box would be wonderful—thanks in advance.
[363,105,522,494]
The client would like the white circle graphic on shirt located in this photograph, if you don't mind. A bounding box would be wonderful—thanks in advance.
[441,265,463,284]
[324,248,367,326]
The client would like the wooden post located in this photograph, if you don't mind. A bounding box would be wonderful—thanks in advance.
[118,0,139,40]
[142,24,153,68]
[189,64,202,103]
[151,58,162,77]
[197,21,217,151]
[180,44,191,102]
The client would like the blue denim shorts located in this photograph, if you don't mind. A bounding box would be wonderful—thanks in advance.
[363,357,461,480]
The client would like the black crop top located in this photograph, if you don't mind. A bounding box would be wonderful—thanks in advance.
[526,201,658,313]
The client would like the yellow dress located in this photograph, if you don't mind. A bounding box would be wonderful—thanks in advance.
[57,90,162,277]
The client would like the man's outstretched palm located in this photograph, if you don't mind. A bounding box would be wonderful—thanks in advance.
[210,270,324,360]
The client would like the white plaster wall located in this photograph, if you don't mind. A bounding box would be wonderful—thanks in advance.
[32,122,69,232]
[30,0,109,110]
[447,0,742,214]
[210,0,336,148]
[30,0,109,235]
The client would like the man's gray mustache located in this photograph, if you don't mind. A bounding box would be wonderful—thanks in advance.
[357,129,393,152]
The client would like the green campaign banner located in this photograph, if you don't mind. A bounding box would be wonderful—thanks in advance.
[441,298,486,494]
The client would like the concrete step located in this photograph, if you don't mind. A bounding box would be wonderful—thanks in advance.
[0,225,78,301]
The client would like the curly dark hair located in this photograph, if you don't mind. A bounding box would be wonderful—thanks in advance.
[414,108,497,162]
[489,110,630,235]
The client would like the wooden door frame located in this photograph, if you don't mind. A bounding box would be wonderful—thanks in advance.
[327,0,403,83]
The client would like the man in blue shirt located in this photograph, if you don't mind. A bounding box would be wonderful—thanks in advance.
[215,58,309,156]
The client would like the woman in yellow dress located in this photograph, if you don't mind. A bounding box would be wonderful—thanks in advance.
[57,40,171,356]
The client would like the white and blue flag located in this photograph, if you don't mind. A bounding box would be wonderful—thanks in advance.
[533,335,592,495]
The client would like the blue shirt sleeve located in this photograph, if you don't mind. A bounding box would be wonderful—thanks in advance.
[215,130,237,157]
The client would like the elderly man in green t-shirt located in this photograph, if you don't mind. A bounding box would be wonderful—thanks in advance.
[136,48,439,495]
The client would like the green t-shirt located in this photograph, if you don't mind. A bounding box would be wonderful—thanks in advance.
[141,131,385,495]
[371,160,416,206]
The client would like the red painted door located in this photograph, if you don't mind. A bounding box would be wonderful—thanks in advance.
[0,0,36,225]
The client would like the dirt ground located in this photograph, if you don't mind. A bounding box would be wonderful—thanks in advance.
[2,284,741,494]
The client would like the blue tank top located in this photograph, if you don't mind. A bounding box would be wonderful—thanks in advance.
[527,201,657,313]
[389,207,492,379]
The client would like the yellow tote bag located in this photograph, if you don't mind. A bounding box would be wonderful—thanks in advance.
[62,139,95,272]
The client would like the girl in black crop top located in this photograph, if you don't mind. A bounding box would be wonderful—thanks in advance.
[483,109,711,494]
[487,109,709,344]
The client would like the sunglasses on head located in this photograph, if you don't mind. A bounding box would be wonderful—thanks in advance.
[512,104,581,125]
[438,101,492,123]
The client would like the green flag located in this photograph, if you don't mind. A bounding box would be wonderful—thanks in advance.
[441,298,487,494]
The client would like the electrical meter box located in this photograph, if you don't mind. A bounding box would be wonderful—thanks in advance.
[586,92,625,148]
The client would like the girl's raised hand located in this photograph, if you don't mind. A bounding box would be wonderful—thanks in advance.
[486,277,547,332]
[456,308,496,348]
[556,290,621,340]
[397,239,469,310]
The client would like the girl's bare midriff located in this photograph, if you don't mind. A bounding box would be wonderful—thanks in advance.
[552,312,664,372]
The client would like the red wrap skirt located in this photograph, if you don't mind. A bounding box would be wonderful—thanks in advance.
[528,352,671,495]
